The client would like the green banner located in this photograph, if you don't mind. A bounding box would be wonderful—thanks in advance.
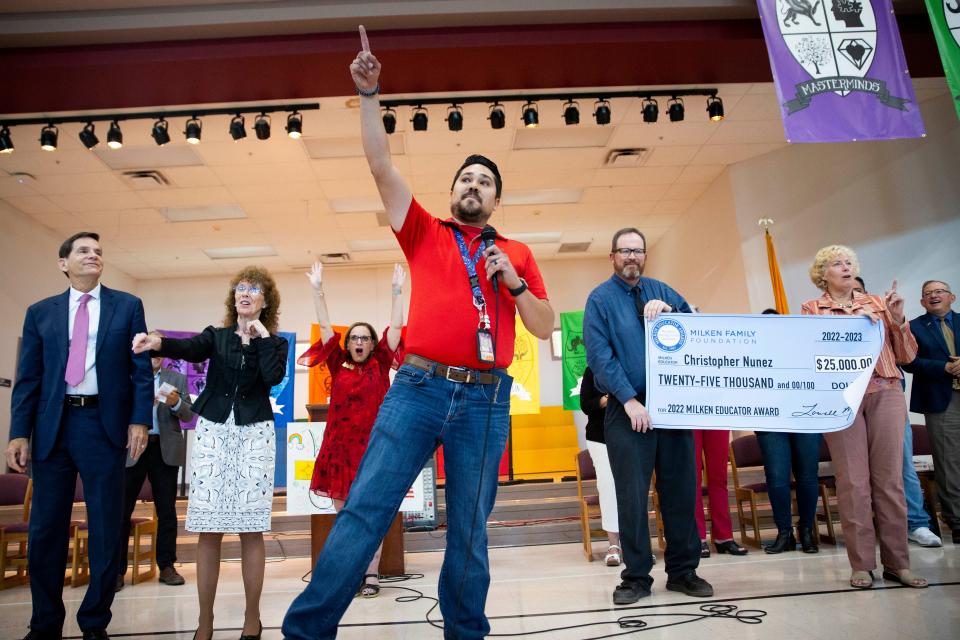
[926,0,960,119]
[560,310,586,411]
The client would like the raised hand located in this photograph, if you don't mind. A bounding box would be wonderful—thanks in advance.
[247,318,270,339]
[350,25,381,93]
[392,263,406,295]
[885,279,905,324]
[132,332,160,354]
[306,260,323,291]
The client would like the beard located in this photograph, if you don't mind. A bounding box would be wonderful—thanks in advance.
[450,194,487,224]
[616,262,644,280]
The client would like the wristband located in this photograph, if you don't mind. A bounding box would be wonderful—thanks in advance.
[508,278,528,297]
[356,84,380,97]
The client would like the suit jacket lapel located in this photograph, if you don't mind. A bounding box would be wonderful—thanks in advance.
[96,285,116,356]
[55,290,70,371]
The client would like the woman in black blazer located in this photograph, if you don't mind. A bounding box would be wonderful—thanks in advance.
[134,265,287,640]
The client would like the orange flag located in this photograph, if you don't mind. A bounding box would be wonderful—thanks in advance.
[765,228,790,314]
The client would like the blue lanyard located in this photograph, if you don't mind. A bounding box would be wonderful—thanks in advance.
[452,228,487,310]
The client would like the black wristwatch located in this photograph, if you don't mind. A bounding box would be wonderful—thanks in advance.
[509,278,528,297]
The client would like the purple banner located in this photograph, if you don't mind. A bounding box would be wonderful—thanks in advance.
[757,0,925,142]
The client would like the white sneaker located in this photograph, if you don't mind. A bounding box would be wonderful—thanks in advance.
[908,526,943,547]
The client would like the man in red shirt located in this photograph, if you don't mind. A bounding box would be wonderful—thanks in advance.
[283,29,554,640]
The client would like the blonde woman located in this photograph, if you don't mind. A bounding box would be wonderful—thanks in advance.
[801,245,925,590]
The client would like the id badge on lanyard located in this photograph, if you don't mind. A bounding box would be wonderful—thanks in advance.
[453,228,496,364]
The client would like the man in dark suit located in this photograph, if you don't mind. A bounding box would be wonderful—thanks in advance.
[117,331,193,591]
[6,232,153,640]
[903,280,960,544]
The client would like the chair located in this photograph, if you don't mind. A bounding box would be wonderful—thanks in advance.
[816,438,839,545]
[911,423,942,530]
[575,449,664,562]
[0,475,32,589]
[72,479,158,587]
[728,435,769,548]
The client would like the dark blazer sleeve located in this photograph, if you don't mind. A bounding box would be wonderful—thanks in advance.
[254,335,288,386]
[168,371,194,422]
[579,368,605,415]
[902,319,951,378]
[9,305,43,441]
[155,325,217,363]
[129,298,154,427]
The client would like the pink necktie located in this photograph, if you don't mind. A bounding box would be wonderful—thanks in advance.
[65,294,91,386]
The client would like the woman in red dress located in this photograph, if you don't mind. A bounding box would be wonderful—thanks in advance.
[298,261,405,597]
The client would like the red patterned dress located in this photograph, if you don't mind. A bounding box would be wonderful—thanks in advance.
[299,331,401,500]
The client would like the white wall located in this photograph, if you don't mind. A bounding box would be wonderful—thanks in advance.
[0,203,136,444]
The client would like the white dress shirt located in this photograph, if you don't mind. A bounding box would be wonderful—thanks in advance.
[65,283,101,395]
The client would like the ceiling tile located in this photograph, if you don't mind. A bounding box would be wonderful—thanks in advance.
[3,195,64,215]
[690,143,786,165]
[212,162,316,186]
[139,186,235,208]
[162,166,223,188]
[643,146,701,166]
[675,164,726,184]
[705,119,787,145]
[318,176,379,199]
[49,190,148,212]
[228,181,325,203]
[30,172,128,195]
[592,165,682,186]
[580,185,670,203]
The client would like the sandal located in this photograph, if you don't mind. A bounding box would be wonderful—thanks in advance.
[849,570,874,589]
[604,545,622,566]
[881,569,928,589]
[358,573,380,598]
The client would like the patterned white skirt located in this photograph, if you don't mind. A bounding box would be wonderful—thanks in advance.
[186,411,275,533]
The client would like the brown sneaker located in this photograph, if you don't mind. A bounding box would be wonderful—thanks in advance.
[158,566,185,586]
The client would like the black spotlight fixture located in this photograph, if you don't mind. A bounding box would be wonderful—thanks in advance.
[411,106,428,131]
[286,111,303,139]
[382,108,397,134]
[254,113,271,140]
[106,120,123,149]
[562,100,580,125]
[593,99,612,125]
[229,114,247,141]
[668,97,685,122]
[446,104,463,132]
[642,98,659,123]
[0,126,13,154]
[185,117,202,144]
[521,101,539,128]
[488,102,505,129]
[151,118,171,146]
[707,96,725,122]
[78,122,99,149]
[40,124,58,151]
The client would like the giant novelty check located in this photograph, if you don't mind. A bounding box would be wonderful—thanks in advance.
[645,314,884,432]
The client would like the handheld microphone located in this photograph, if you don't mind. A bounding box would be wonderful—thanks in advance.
[480,224,498,292]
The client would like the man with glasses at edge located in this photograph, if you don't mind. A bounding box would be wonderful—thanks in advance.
[282,26,554,640]
[903,280,960,544]
[584,228,713,605]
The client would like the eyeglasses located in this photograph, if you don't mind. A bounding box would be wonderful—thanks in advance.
[922,288,951,298]
[614,248,646,257]
[235,284,262,295]
[348,335,372,344]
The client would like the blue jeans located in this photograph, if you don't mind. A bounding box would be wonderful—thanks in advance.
[756,432,821,531]
[282,363,513,640]
[902,418,930,531]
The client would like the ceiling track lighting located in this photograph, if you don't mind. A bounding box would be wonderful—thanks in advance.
[668,97,685,122]
[562,100,580,126]
[381,107,397,134]
[39,124,58,151]
[229,114,247,141]
[446,104,464,132]
[642,98,659,124]
[286,111,303,139]
[254,113,271,140]
[411,105,428,131]
[0,126,13,154]
[78,122,99,149]
[521,101,539,128]
[151,118,171,146]
[593,99,611,125]
[185,117,202,144]
[707,95,725,122]
[488,103,505,130]
[106,120,123,149]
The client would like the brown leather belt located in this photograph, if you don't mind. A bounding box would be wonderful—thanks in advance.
[65,394,98,407]
[403,354,499,385]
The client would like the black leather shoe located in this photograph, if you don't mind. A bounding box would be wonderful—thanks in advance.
[22,632,62,640]
[763,529,796,554]
[714,540,749,556]
[798,527,819,553]
[239,621,262,640]
[82,630,109,640]
[666,572,714,597]
[612,580,651,605]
